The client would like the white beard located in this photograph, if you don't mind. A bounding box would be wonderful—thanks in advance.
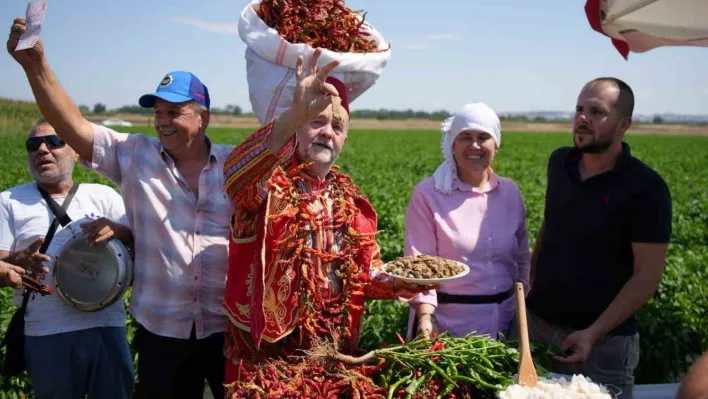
[308,144,334,164]
[29,158,75,186]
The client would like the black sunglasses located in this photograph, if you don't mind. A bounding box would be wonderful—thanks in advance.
[25,136,66,152]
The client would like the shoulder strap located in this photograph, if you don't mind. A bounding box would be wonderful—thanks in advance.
[36,183,80,254]
[20,184,81,305]
[38,184,79,227]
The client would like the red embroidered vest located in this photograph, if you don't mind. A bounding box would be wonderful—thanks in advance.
[222,165,379,350]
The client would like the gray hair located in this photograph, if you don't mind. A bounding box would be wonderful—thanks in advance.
[27,118,76,185]
[190,101,208,114]
[28,118,52,136]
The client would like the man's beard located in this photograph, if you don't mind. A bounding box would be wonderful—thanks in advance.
[574,127,614,154]
[30,168,73,186]
[575,137,613,153]
[301,138,337,164]
[29,158,75,186]
[308,144,334,163]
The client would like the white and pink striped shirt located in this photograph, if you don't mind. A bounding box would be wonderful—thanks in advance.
[82,124,233,340]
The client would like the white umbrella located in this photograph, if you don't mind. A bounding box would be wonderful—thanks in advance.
[585,0,708,59]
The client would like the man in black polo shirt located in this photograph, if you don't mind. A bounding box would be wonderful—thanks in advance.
[521,77,672,398]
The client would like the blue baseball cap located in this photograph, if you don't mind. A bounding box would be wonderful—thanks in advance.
[139,71,210,109]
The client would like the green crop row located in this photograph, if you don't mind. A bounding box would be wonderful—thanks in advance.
[1,123,706,397]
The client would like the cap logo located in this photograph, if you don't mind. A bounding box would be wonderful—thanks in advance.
[159,75,173,88]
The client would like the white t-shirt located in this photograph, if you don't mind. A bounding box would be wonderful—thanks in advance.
[0,182,129,336]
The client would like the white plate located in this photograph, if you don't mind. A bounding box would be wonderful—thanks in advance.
[381,259,470,285]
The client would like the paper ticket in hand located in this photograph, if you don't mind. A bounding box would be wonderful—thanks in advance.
[16,1,48,51]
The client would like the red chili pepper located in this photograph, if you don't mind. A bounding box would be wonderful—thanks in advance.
[255,0,385,53]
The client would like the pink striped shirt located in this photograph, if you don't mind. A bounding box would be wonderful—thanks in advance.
[82,124,232,339]
[404,172,530,340]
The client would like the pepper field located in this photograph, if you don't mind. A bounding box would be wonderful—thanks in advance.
[1,99,707,397]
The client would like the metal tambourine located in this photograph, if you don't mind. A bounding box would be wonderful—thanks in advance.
[49,215,133,312]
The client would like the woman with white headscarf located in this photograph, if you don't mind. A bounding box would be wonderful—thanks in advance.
[403,102,531,341]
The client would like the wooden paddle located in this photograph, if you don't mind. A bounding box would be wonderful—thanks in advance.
[515,282,538,387]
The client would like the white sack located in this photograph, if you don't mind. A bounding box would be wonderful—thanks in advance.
[238,0,392,123]
[586,0,708,59]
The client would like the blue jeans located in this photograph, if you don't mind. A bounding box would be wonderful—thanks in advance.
[25,327,134,399]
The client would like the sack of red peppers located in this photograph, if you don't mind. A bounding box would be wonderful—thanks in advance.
[237,0,391,123]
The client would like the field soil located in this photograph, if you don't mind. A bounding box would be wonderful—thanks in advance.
[87,114,708,136]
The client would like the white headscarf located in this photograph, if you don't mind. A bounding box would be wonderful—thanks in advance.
[432,102,501,195]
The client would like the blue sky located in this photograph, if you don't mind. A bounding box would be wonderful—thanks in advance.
[1,0,707,115]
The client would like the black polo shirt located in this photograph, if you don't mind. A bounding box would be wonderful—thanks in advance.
[526,142,672,336]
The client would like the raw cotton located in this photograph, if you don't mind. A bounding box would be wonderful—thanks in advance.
[497,374,614,399]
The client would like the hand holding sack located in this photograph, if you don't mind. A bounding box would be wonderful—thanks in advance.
[238,0,392,123]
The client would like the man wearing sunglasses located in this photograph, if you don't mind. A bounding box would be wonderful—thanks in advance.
[9,18,232,399]
[25,134,64,151]
[0,119,135,398]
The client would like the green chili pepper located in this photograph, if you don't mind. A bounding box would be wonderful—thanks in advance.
[406,370,434,396]
[426,360,455,385]
[405,375,424,395]
[447,363,458,378]
[480,354,495,369]
[387,372,412,399]
[436,382,456,399]
[463,369,504,390]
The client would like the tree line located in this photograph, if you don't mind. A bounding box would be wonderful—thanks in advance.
[82,103,246,116]
[82,103,508,121]
[82,103,694,124]
[83,103,456,120]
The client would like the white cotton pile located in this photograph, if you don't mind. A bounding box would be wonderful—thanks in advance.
[497,374,614,399]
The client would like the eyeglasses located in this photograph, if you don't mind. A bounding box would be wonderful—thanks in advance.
[25,136,66,152]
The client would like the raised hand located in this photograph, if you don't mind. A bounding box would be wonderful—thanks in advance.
[266,48,342,152]
[291,48,340,123]
[7,17,45,69]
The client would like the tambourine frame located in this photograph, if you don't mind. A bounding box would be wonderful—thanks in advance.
[51,227,133,313]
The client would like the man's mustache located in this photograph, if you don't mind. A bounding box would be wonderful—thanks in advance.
[311,140,333,150]
[574,125,594,134]
[34,156,56,165]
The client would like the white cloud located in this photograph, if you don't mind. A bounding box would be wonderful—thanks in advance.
[168,17,239,34]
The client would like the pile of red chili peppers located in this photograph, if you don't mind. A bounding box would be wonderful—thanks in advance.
[228,358,388,398]
[256,0,386,53]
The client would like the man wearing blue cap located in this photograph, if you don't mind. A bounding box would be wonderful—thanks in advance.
[8,18,233,399]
